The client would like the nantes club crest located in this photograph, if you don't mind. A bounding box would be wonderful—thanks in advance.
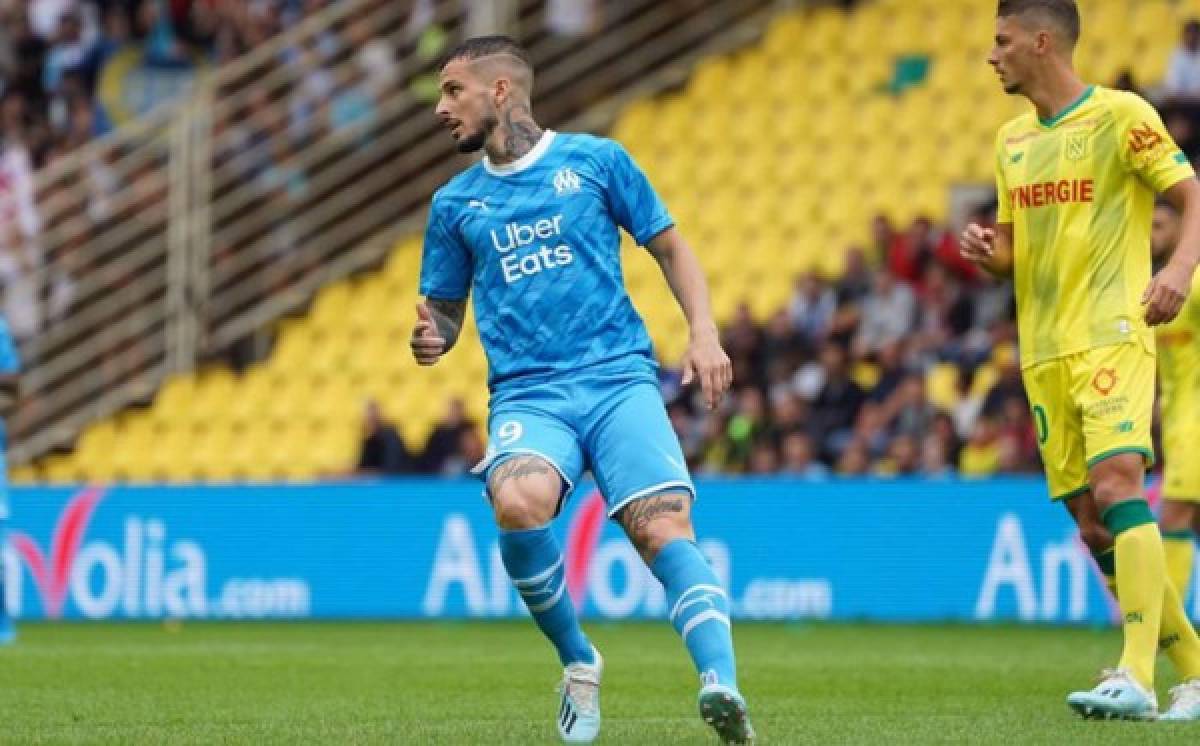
[1065,132,1090,161]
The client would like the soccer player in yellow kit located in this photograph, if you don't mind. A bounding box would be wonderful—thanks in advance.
[961,0,1200,720]
[1151,201,1200,609]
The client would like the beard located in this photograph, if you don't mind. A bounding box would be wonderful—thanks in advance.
[454,113,498,153]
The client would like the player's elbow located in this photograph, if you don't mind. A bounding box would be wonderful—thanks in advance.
[1166,176,1200,214]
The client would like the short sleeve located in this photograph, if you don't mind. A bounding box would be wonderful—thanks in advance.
[0,322,20,374]
[602,140,674,246]
[995,131,1012,224]
[418,199,472,301]
[1118,94,1195,193]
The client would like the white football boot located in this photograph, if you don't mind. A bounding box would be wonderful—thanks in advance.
[1160,678,1200,722]
[1067,668,1158,720]
[556,648,602,743]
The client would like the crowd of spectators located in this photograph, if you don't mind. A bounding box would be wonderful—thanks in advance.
[656,209,1046,481]
[356,396,484,478]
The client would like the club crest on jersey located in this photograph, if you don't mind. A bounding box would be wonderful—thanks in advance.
[553,167,582,196]
[1065,133,1089,161]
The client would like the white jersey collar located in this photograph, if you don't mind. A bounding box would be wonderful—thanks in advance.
[482,129,556,176]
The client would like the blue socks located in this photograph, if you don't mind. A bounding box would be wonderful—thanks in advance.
[500,526,594,666]
[651,538,738,689]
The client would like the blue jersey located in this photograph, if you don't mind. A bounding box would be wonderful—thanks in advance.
[419,131,673,391]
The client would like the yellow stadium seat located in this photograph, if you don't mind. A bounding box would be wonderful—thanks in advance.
[10,463,37,484]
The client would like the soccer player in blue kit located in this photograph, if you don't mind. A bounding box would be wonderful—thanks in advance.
[411,36,754,745]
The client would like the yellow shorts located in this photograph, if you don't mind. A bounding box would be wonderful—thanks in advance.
[1022,341,1155,501]
[1162,419,1200,502]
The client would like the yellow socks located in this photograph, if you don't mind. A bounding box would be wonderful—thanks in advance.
[1163,530,1196,603]
[1104,500,1166,691]
[1159,577,1200,681]
[1094,542,1200,683]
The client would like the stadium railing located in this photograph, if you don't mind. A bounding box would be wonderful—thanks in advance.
[12,0,777,466]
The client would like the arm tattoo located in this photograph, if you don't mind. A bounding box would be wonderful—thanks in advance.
[619,494,685,534]
[488,455,552,496]
[426,298,467,350]
[499,103,542,162]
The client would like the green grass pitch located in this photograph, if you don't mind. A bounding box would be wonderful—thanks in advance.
[3,621,1197,744]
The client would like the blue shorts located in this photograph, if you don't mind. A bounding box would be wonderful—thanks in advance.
[473,370,695,518]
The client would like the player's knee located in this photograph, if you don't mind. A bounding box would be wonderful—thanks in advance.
[492,488,557,529]
[1089,455,1145,509]
[1091,477,1139,509]
[619,492,694,562]
[489,457,561,529]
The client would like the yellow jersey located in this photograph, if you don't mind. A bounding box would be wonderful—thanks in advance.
[1156,274,1200,423]
[995,85,1195,369]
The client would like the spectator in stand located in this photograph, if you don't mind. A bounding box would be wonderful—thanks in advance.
[42,11,97,97]
[930,411,962,466]
[697,411,734,475]
[887,372,938,441]
[810,341,864,459]
[779,431,828,479]
[0,221,41,344]
[875,434,919,477]
[356,399,415,476]
[721,301,764,389]
[834,245,873,305]
[836,438,870,476]
[289,33,335,144]
[348,16,398,99]
[852,269,916,358]
[959,417,1001,478]
[546,0,595,37]
[420,397,475,474]
[932,213,983,284]
[997,396,1040,474]
[886,215,935,287]
[913,262,968,365]
[328,64,377,142]
[867,339,908,404]
[766,390,808,444]
[747,437,779,475]
[441,426,487,476]
[787,270,835,347]
[4,9,47,109]
[920,432,954,478]
[725,386,767,472]
[870,213,895,265]
[1164,19,1200,103]
[981,343,1025,419]
[760,307,805,382]
[851,400,890,460]
[668,399,705,467]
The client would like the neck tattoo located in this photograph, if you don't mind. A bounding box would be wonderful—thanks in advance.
[494,103,542,163]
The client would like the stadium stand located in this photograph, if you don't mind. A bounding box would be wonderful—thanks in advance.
[13,0,1200,483]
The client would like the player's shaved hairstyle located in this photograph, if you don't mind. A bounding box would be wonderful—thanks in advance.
[442,35,535,93]
[998,0,1081,47]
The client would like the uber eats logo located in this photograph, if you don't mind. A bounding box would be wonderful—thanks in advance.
[490,214,575,284]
